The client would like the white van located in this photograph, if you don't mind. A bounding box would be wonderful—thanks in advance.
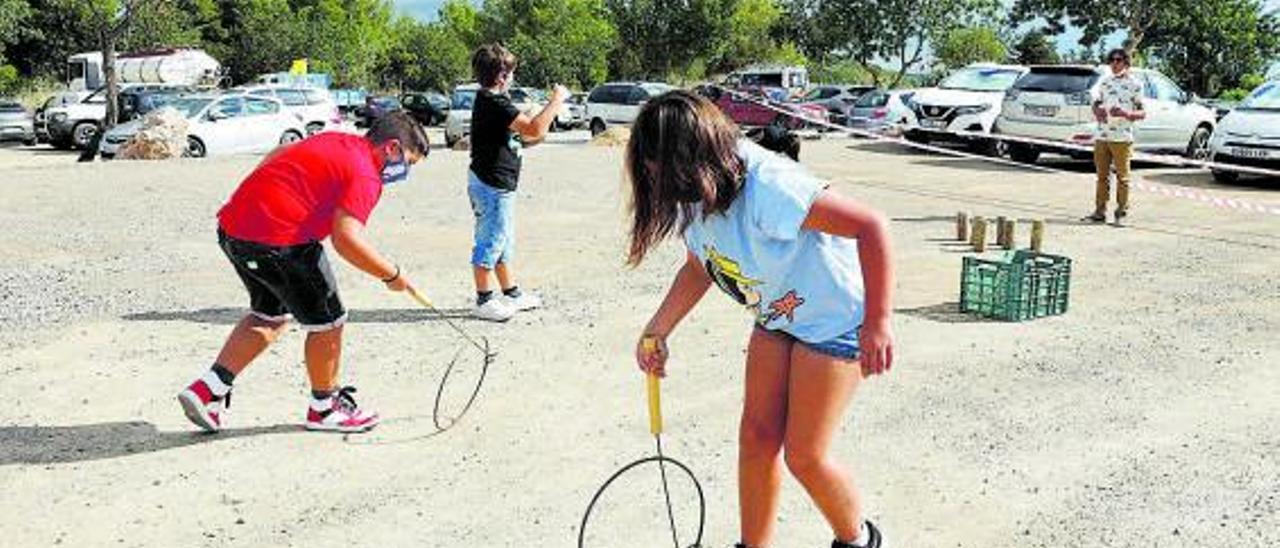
[585,82,674,136]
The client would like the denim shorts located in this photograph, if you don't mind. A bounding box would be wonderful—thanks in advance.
[759,325,861,360]
[468,171,517,269]
[218,229,346,331]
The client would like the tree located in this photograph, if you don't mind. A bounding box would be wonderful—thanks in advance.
[1011,29,1060,65]
[713,0,784,73]
[605,0,736,82]
[482,0,618,89]
[1011,0,1175,52]
[934,26,1007,69]
[779,0,1001,88]
[1144,0,1280,96]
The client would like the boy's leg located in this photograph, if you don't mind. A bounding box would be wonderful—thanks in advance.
[782,342,865,542]
[214,314,290,375]
[738,328,793,546]
[469,175,519,319]
[304,325,342,394]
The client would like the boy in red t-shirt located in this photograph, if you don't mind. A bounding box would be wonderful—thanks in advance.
[178,112,429,434]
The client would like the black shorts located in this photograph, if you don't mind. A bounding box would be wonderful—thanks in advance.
[218,229,346,331]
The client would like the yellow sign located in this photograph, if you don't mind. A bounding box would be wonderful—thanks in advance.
[289,59,308,75]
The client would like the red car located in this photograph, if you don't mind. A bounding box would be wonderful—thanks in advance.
[696,85,828,129]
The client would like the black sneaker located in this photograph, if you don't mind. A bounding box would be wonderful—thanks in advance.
[832,520,882,548]
[1113,209,1128,225]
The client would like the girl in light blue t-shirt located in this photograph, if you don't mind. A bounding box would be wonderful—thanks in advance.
[626,90,896,548]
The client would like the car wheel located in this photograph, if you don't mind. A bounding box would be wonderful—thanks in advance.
[1008,144,1041,164]
[1185,126,1211,161]
[590,118,606,137]
[280,130,303,145]
[22,138,37,147]
[72,122,99,150]
[1211,169,1239,184]
[972,137,1006,157]
[185,136,207,158]
[305,122,325,136]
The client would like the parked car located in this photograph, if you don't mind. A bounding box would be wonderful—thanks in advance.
[99,94,304,158]
[401,91,449,126]
[902,63,1029,154]
[696,85,828,130]
[585,82,676,135]
[844,89,916,134]
[118,86,195,123]
[238,85,341,135]
[557,92,587,130]
[801,84,876,124]
[356,95,402,128]
[995,65,1217,164]
[444,83,480,147]
[35,91,90,143]
[44,83,192,150]
[1207,80,1280,183]
[726,65,810,96]
[0,100,37,146]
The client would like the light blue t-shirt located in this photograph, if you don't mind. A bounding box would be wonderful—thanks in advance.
[683,140,865,344]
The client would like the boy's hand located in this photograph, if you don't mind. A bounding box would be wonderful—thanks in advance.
[550,84,570,104]
[858,318,894,377]
[383,267,410,292]
[635,333,669,378]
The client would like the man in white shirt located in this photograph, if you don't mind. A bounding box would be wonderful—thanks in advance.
[1089,48,1146,224]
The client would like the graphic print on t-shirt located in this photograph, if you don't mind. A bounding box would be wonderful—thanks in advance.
[704,245,806,327]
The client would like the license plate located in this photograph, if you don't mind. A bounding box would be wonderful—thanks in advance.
[1024,105,1058,117]
[922,119,946,129]
[1231,147,1271,159]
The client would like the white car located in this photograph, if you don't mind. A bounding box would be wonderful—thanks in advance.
[995,65,1217,164]
[99,94,305,158]
[902,64,1029,154]
[1208,80,1280,183]
[45,83,189,150]
[444,83,480,148]
[585,82,675,135]
[237,85,342,135]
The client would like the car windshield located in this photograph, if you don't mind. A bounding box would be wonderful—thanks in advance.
[1238,82,1280,111]
[452,89,477,110]
[1012,70,1100,93]
[167,98,214,118]
[854,92,888,108]
[939,68,1024,92]
[803,88,839,100]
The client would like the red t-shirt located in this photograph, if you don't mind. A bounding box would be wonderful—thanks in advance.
[218,133,384,246]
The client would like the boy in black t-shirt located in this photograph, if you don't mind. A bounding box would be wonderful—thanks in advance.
[467,43,569,321]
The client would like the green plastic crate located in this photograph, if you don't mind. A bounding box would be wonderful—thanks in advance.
[960,250,1072,321]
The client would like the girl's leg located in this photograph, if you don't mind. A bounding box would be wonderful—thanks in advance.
[782,343,865,542]
[739,328,794,546]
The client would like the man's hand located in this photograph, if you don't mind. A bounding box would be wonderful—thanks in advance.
[1109,106,1129,119]
[1092,104,1108,123]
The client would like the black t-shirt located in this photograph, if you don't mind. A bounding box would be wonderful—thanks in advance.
[469,89,523,191]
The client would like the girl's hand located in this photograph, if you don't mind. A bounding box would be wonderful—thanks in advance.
[635,334,670,378]
[858,318,894,377]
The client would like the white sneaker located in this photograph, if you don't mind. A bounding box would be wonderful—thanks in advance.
[504,291,542,312]
[473,297,516,322]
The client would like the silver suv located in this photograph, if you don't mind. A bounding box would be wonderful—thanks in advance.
[995,65,1216,164]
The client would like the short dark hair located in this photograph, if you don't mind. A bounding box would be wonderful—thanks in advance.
[366,111,429,155]
[1106,48,1131,64]
[472,44,517,88]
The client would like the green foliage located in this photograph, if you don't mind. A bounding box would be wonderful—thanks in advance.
[934,26,1007,69]
[1145,0,1280,96]
[605,0,736,81]
[1217,73,1267,101]
[0,63,19,95]
[483,0,618,89]
[1012,29,1060,65]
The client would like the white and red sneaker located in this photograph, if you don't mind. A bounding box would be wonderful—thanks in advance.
[178,375,232,433]
[305,386,380,433]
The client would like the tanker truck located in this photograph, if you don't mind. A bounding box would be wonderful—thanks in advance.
[44,49,221,150]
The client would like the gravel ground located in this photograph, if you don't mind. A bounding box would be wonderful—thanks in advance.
[0,133,1277,548]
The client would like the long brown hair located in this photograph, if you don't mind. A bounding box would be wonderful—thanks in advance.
[626,90,744,266]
